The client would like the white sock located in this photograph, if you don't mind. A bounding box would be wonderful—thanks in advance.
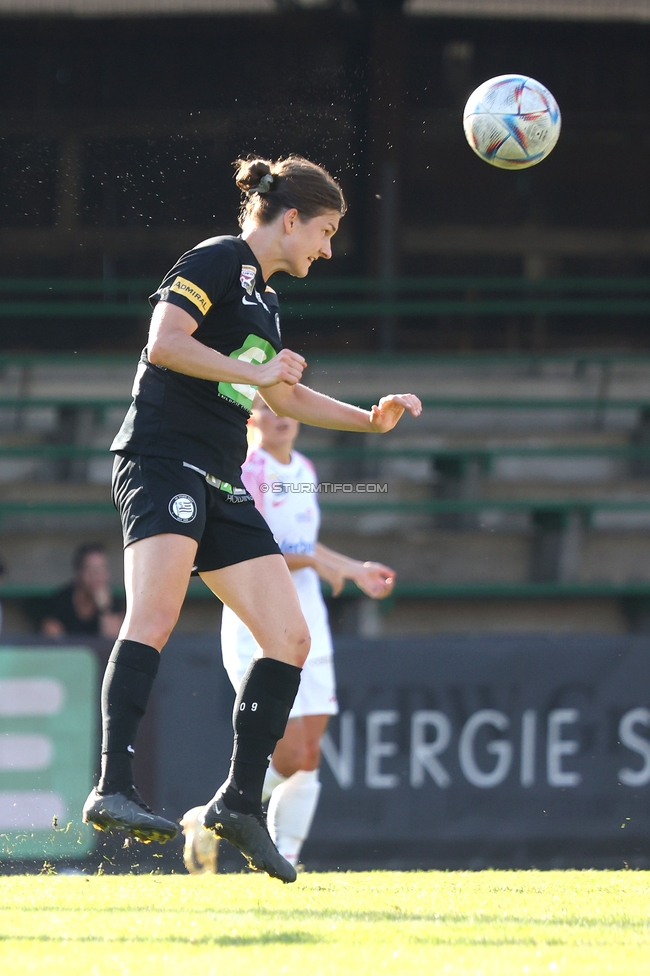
[267,768,322,866]
[262,762,287,804]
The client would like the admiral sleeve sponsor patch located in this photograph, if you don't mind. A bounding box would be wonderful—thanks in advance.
[169,276,212,315]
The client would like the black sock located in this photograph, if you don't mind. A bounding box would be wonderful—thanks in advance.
[97,639,160,796]
[220,657,301,816]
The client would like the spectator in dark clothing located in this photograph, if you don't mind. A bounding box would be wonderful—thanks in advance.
[41,543,123,639]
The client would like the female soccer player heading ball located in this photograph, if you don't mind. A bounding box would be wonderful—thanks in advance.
[182,394,397,872]
[82,155,421,883]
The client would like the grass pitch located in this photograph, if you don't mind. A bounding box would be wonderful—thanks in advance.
[0,870,648,975]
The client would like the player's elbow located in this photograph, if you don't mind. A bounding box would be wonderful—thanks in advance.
[264,391,294,419]
[148,331,177,368]
[270,401,290,418]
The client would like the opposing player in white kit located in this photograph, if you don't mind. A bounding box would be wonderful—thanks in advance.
[182,394,395,871]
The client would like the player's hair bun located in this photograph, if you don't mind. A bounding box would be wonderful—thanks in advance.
[234,158,274,193]
[233,154,346,228]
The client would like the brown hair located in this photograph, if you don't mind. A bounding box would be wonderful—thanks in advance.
[233,155,346,227]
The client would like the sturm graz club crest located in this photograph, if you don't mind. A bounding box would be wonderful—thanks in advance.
[240,265,256,296]
[169,494,197,522]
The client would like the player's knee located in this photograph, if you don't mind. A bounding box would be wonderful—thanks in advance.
[129,608,179,651]
[257,618,310,666]
[290,625,311,668]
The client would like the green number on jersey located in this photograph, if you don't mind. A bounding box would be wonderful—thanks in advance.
[218,334,277,410]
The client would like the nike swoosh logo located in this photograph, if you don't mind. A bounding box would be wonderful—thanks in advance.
[242,297,257,306]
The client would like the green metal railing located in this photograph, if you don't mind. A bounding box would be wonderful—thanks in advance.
[0,395,648,414]
[2,276,650,319]
[4,578,650,602]
[1,498,648,520]
[316,498,650,516]
[0,398,129,411]
[0,349,649,370]
[305,444,650,461]
[0,443,648,464]
[0,278,153,319]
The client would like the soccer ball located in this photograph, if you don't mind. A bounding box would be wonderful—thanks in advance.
[180,806,218,874]
[462,74,561,170]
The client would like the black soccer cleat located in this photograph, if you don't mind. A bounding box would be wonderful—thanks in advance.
[201,794,297,884]
[82,787,179,844]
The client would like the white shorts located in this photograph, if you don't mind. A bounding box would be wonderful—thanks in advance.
[220,608,339,720]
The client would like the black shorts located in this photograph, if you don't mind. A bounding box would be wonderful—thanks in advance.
[111,453,281,573]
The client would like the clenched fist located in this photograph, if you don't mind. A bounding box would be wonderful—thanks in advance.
[255,348,307,388]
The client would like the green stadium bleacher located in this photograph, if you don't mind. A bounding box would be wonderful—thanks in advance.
[0,342,649,626]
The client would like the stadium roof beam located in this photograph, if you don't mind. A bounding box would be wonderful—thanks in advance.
[1,0,648,18]
[0,0,407,11]
[0,0,276,14]
[405,0,650,22]
[0,0,650,16]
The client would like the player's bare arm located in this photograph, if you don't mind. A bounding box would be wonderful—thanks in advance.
[283,550,346,596]
[314,544,395,599]
[282,546,395,599]
[260,382,422,432]
[148,302,306,387]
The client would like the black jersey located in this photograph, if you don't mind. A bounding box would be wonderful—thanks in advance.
[111,236,283,486]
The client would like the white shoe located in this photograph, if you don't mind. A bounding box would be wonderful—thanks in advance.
[180,805,219,874]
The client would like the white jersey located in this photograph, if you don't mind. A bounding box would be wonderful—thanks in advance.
[220,446,337,718]
[243,447,322,611]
